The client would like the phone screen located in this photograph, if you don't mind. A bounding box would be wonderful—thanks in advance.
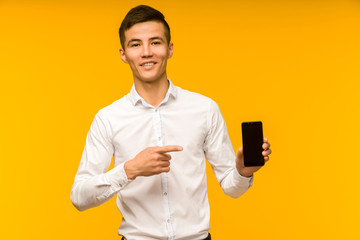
[241,121,264,167]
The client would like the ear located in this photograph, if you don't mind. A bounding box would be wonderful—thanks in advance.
[168,42,173,59]
[119,48,128,64]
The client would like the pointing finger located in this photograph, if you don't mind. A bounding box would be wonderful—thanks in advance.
[157,145,183,153]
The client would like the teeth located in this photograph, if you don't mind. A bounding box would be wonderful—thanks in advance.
[143,63,154,66]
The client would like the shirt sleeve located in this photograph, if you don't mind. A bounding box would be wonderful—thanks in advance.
[203,100,253,198]
[70,111,131,211]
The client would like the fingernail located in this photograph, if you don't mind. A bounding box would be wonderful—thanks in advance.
[179,146,183,151]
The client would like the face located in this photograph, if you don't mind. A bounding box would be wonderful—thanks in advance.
[120,21,173,84]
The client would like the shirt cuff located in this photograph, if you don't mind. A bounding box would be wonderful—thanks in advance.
[105,162,132,189]
[234,168,254,188]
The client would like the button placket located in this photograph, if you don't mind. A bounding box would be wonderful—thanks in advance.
[153,107,175,239]
[153,108,162,146]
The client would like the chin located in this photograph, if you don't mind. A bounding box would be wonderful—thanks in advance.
[138,75,165,83]
[139,77,158,82]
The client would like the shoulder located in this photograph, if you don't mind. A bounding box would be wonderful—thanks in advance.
[96,93,131,119]
[174,86,222,116]
[175,86,216,107]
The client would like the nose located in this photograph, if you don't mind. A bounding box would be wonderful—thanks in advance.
[141,43,153,58]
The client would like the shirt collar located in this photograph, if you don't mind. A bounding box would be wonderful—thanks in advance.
[129,79,178,107]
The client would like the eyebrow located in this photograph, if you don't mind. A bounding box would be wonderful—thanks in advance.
[127,37,165,47]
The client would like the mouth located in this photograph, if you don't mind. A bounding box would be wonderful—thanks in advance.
[140,62,156,67]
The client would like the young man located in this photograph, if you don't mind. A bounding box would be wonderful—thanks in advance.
[71,5,271,240]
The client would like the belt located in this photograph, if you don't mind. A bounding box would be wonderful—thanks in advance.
[121,233,211,240]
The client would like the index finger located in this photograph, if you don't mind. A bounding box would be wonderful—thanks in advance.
[156,145,183,153]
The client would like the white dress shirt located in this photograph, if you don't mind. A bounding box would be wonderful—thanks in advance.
[71,80,253,240]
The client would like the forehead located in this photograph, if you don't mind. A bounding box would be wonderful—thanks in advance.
[124,21,166,42]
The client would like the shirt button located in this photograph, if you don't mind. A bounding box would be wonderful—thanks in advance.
[167,219,170,223]
[158,136,161,140]
[164,192,167,196]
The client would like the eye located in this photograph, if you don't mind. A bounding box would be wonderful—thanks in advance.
[152,41,161,45]
[130,43,140,47]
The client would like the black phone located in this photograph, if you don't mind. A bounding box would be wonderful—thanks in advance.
[241,121,264,167]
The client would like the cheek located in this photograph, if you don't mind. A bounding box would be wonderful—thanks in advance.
[124,51,139,63]
[127,57,139,67]
[153,48,170,58]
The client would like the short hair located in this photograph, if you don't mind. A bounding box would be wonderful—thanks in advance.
[119,5,171,49]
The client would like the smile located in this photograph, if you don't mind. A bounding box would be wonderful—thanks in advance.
[140,62,156,66]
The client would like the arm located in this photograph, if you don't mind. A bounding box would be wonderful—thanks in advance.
[70,112,183,211]
[70,112,129,211]
[203,100,253,198]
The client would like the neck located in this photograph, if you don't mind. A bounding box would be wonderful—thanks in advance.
[134,78,169,108]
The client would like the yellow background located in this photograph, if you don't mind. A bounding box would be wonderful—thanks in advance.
[1,0,359,239]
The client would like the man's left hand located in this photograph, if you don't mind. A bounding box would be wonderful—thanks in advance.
[236,137,272,177]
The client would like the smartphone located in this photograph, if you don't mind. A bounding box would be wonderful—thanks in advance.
[241,121,264,167]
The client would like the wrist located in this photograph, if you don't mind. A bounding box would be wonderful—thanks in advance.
[124,160,137,180]
[240,173,253,178]
[237,168,253,178]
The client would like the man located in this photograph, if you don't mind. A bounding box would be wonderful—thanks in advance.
[71,5,271,240]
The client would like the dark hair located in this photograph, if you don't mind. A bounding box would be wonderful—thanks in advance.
[119,5,171,49]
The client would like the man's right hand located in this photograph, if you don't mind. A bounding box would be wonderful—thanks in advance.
[124,145,183,180]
